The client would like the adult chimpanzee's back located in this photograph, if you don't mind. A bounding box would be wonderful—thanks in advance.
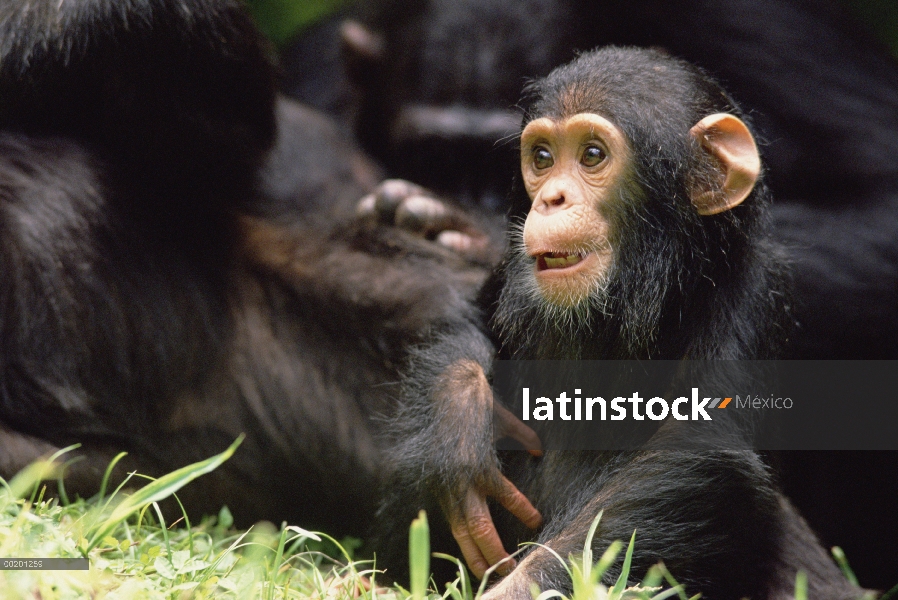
[0,0,494,535]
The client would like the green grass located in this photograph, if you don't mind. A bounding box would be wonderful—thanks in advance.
[0,440,384,599]
[0,445,875,600]
[244,0,347,47]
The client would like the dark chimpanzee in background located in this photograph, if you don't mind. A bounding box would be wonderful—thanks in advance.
[377,47,862,600]
[0,0,494,536]
[282,0,898,587]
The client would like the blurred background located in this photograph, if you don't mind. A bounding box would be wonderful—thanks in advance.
[244,0,898,55]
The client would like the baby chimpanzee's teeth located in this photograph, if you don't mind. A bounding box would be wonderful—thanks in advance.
[542,252,584,269]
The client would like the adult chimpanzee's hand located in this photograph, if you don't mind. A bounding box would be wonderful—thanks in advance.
[356,179,497,261]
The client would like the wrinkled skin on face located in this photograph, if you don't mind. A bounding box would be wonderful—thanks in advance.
[519,113,629,307]
[517,111,759,311]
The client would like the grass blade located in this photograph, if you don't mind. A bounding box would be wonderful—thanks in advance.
[831,547,860,586]
[409,510,430,600]
[794,570,808,600]
[98,451,129,502]
[610,530,636,597]
[84,435,244,552]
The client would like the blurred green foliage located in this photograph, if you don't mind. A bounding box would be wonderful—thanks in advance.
[844,0,898,56]
[244,0,347,47]
[245,0,898,56]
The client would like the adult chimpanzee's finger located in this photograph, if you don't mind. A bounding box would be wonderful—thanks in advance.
[396,195,488,240]
[357,180,497,262]
[355,192,377,219]
[435,230,485,253]
[493,402,543,456]
[374,179,425,220]
[495,475,543,530]
[449,489,516,579]
[395,195,451,234]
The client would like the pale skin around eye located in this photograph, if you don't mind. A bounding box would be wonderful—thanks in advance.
[517,112,759,307]
[519,114,630,307]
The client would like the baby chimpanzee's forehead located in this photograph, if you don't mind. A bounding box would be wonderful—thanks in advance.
[523,46,732,133]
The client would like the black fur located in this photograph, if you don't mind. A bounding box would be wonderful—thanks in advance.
[377,48,860,599]
[0,0,492,535]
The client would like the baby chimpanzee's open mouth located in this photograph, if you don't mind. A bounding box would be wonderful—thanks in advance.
[536,251,586,271]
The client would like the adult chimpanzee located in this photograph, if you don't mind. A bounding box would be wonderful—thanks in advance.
[376,48,862,600]
[0,0,496,535]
